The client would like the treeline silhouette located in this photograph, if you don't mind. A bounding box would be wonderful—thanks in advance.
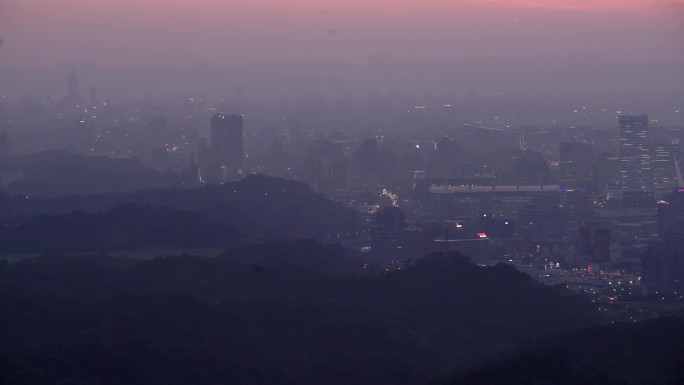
[0,246,596,385]
[438,316,684,385]
[0,203,239,253]
[0,175,358,242]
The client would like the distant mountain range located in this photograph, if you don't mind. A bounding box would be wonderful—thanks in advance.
[0,150,171,196]
[0,172,359,248]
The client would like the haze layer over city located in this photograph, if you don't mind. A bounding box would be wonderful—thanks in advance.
[1,1,684,385]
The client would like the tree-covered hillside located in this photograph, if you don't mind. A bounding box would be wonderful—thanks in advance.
[439,316,684,385]
[0,247,597,385]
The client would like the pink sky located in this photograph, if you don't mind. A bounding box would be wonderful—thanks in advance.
[9,0,680,12]
[2,0,683,66]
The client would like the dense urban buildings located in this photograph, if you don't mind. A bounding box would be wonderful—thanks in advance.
[1,70,683,307]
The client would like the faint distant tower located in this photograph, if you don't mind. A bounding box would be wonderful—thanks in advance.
[305,140,349,192]
[210,113,244,182]
[65,70,81,108]
[356,138,378,175]
[0,132,11,156]
[618,115,652,191]
[579,222,610,265]
[89,85,98,107]
[68,70,79,99]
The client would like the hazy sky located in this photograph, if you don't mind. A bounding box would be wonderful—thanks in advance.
[1,0,683,67]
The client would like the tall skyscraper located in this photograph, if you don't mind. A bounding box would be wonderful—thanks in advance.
[64,70,81,109]
[356,138,378,175]
[210,113,243,182]
[68,69,79,100]
[618,115,652,191]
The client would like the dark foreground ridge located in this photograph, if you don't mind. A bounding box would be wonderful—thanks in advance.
[438,316,684,385]
[0,246,596,385]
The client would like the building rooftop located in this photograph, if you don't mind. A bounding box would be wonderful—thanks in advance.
[429,185,560,194]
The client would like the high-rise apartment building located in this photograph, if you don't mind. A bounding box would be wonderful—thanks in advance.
[618,115,652,191]
[304,140,350,192]
[652,139,682,193]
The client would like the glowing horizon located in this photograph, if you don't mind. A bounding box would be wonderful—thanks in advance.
[7,0,684,14]
[2,0,683,66]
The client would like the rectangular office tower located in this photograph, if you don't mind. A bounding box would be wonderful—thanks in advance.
[652,139,682,194]
[211,113,243,182]
[618,115,652,191]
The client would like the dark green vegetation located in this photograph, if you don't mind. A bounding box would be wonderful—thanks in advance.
[0,245,596,385]
[0,150,170,196]
[439,316,684,385]
[0,174,358,242]
[0,204,239,254]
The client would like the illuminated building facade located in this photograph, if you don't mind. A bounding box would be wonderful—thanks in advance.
[618,115,652,191]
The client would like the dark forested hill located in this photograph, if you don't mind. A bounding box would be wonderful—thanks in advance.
[439,316,684,385]
[0,203,239,253]
[0,174,358,241]
[0,247,597,385]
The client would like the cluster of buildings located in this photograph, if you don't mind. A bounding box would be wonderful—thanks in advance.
[363,114,684,301]
[2,71,684,299]
[558,115,683,296]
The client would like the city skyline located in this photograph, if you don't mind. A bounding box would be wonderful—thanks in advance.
[1,2,684,384]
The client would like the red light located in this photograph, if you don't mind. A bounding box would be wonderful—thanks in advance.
[455,221,463,228]
[476,232,487,238]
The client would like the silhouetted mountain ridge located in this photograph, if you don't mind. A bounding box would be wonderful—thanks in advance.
[1,150,170,196]
[0,248,597,385]
[438,316,684,385]
[0,203,239,253]
[0,174,358,241]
